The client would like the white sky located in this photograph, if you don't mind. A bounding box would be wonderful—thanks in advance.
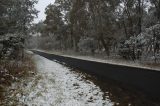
[34,0,55,23]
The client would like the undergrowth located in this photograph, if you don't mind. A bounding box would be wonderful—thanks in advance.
[0,53,36,104]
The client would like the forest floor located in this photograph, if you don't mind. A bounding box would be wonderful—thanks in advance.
[36,49,160,71]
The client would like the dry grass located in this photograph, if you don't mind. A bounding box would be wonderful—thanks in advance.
[0,53,36,102]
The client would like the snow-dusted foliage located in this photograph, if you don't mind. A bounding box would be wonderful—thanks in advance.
[7,55,114,106]
[137,24,160,44]
[119,24,160,62]
[0,33,24,59]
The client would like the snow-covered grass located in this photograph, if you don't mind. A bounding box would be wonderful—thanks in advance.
[5,54,114,106]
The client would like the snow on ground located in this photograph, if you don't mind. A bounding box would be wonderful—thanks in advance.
[7,54,114,106]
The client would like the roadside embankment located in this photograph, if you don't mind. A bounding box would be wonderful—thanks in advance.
[0,51,36,105]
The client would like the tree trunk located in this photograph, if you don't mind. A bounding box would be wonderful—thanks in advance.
[70,28,74,49]
[99,35,110,56]
[124,8,134,36]
[122,17,128,38]
[137,0,142,34]
[73,36,79,52]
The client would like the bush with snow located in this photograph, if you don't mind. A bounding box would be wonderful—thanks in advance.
[119,24,160,62]
[0,33,24,59]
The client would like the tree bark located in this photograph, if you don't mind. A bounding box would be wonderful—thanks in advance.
[122,17,128,38]
[99,35,110,56]
[137,0,142,34]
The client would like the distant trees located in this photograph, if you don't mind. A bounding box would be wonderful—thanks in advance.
[34,0,160,62]
[42,0,121,55]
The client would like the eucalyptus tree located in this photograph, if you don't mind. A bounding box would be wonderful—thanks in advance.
[44,4,63,34]
[70,0,90,51]
[84,0,121,56]
[44,4,68,49]
[150,0,160,21]
[52,0,88,51]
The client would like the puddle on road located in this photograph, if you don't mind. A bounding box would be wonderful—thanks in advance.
[2,55,160,106]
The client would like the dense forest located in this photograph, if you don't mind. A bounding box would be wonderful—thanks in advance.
[0,0,160,64]
[0,0,37,103]
[29,0,160,64]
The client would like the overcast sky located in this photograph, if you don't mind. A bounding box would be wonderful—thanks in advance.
[34,0,55,23]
